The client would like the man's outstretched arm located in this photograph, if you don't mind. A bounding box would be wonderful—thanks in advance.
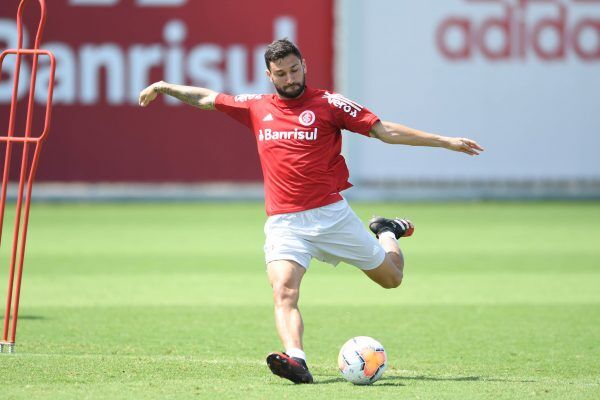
[139,81,218,110]
[370,120,484,156]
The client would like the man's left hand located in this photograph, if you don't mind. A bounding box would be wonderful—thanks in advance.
[446,138,485,156]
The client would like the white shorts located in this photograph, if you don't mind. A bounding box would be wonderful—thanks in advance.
[264,199,386,270]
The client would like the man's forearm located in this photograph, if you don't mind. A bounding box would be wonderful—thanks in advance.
[371,120,484,156]
[154,81,217,110]
[379,121,449,147]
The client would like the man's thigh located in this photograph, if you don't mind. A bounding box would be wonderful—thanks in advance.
[315,209,385,270]
[264,215,314,269]
[267,259,306,292]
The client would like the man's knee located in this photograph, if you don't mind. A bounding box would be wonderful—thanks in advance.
[363,256,404,289]
[379,272,403,289]
[271,282,299,306]
[387,252,404,270]
[378,253,403,288]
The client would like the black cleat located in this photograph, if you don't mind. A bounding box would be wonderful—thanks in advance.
[266,352,314,384]
[369,216,415,239]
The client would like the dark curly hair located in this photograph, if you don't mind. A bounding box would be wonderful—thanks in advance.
[264,39,303,70]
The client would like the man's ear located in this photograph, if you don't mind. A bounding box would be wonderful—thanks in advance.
[265,68,273,82]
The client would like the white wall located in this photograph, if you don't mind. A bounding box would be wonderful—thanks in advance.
[337,0,600,186]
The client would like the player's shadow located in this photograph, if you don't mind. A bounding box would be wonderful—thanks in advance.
[315,376,406,386]
[314,377,348,384]
[315,374,535,385]
[381,375,536,384]
[390,375,481,382]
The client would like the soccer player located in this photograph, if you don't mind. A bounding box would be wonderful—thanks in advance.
[139,39,483,384]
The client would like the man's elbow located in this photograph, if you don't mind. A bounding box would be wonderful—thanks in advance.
[370,124,392,143]
[370,130,392,143]
[381,132,395,143]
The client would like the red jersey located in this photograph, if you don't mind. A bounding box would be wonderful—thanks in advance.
[215,87,379,216]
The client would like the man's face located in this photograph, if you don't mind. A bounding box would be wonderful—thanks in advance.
[266,54,306,99]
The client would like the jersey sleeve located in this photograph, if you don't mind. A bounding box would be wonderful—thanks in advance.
[215,93,262,128]
[325,92,380,136]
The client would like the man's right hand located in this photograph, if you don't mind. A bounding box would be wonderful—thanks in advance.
[139,82,162,107]
[138,81,217,109]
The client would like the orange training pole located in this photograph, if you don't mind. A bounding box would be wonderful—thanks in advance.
[0,0,55,354]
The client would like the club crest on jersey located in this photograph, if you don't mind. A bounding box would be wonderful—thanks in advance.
[298,110,316,126]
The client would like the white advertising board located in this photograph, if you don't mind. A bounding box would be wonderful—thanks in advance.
[337,0,600,185]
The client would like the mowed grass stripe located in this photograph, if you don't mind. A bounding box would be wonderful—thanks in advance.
[13,272,600,306]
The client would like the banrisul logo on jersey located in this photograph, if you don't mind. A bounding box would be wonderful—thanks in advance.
[436,0,600,62]
[258,128,318,142]
[0,0,334,182]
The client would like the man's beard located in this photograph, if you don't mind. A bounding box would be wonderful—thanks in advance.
[274,76,306,99]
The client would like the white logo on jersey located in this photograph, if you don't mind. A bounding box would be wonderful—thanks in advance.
[372,245,380,256]
[323,92,362,118]
[258,128,318,142]
[234,94,262,103]
[298,110,316,126]
[263,113,274,122]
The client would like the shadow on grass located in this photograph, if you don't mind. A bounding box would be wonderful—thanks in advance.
[382,375,536,384]
[314,376,405,386]
[15,315,45,320]
[314,375,535,385]
[314,377,352,385]
[315,375,536,387]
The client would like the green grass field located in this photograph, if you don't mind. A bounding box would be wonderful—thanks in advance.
[1,202,599,399]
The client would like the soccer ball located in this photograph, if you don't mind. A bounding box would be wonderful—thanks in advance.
[338,336,387,385]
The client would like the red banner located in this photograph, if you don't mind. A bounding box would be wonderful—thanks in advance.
[0,0,334,182]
